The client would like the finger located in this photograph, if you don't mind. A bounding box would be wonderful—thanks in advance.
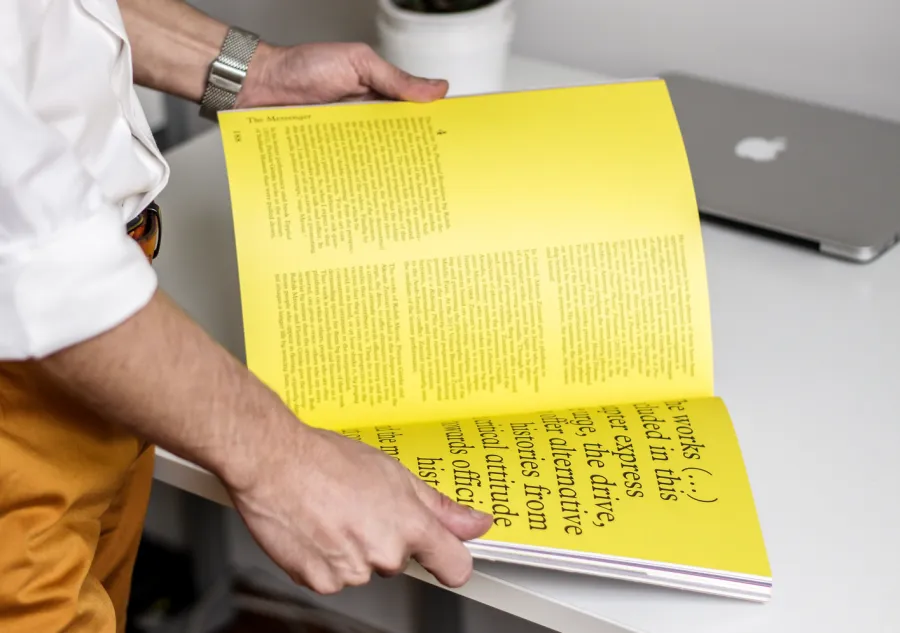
[370,546,411,578]
[409,514,475,587]
[341,567,373,587]
[352,45,448,102]
[324,527,378,588]
[375,559,409,579]
[332,549,374,588]
[414,477,493,541]
[292,558,343,595]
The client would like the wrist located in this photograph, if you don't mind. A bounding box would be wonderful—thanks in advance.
[211,385,312,495]
[233,42,280,109]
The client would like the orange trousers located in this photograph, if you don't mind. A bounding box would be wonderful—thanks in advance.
[0,206,161,632]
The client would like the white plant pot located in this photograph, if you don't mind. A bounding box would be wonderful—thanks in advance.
[375,0,516,97]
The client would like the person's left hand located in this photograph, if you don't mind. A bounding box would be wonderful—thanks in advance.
[236,42,448,108]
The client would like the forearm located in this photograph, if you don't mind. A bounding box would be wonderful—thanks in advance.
[38,289,299,492]
[119,0,273,103]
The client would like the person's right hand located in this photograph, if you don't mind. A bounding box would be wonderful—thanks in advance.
[35,288,490,595]
[228,424,494,594]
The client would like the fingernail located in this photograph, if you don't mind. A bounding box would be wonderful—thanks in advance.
[426,78,446,85]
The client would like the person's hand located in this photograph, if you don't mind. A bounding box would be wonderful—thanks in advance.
[228,423,493,594]
[236,42,448,108]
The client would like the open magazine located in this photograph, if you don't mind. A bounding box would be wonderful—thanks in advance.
[215,79,771,601]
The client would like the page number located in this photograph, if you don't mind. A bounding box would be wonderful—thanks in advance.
[233,131,242,143]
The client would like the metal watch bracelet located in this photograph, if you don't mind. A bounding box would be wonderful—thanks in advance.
[199,27,260,121]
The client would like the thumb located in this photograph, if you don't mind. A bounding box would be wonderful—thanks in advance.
[413,477,493,541]
[355,46,449,102]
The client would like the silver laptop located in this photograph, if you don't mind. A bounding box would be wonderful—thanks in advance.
[661,71,900,263]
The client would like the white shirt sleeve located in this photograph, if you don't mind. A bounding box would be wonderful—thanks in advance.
[0,71,158,360]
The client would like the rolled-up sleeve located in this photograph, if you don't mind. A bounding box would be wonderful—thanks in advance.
[0,73,157,360]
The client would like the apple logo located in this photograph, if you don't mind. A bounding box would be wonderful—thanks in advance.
[734,136,787,162]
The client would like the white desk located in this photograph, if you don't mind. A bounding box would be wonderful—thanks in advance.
[152,55,900,633]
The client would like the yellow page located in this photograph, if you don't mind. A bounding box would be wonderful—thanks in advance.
[337,396,770,579]
[218,80,714,430]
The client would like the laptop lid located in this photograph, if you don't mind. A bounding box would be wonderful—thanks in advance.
[661,72,900,262]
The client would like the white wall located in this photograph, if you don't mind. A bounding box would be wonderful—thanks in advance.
[188,0,376,43]
[511,0,900,122]
[184,0,899,122]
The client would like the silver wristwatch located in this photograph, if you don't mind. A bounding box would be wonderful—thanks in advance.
[199,27,260,121]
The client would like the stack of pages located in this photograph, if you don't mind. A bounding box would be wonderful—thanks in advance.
[216,79,772,601]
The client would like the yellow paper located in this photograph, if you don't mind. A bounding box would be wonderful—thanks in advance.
[336,396,770,579]
[217,81,770,593]
[219,81,714,430]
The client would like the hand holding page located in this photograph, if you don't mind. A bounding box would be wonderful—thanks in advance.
[216,80,771,601]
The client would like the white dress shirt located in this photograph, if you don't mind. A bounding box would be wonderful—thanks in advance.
[0,0,170,360]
